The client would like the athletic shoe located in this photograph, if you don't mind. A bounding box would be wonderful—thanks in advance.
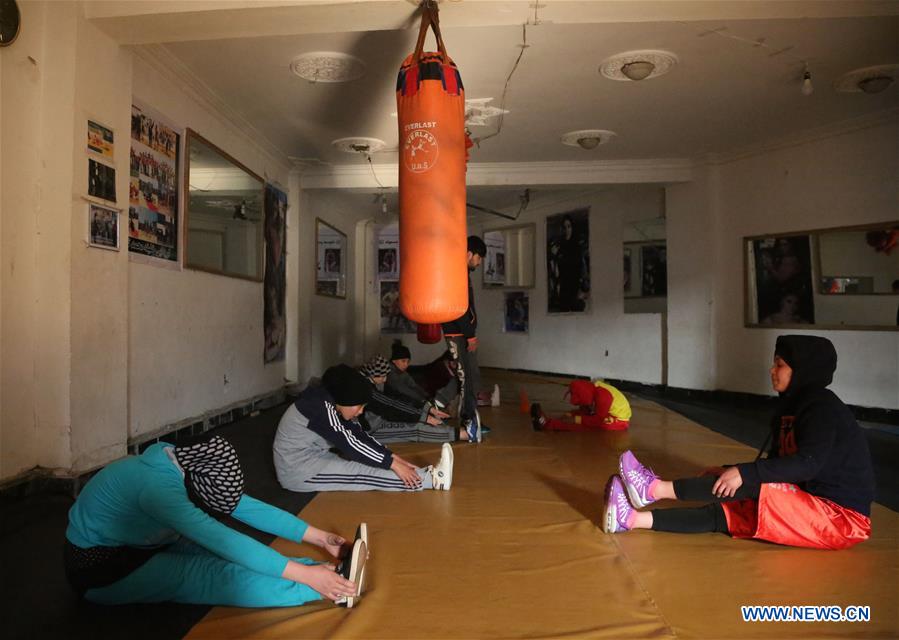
[618,450,659,508]
[603,475,633,534]
[530,403,547,431]
[490,384,501,407]
[335,522,369,576]
[465,411,483,443]
[431,442,454,490]
[335,538,368,608]
[480,425,492,435]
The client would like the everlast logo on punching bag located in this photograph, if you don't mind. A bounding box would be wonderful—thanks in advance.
[403,124,439,173]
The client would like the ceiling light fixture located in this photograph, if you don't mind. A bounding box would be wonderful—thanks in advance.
[834,64,899,94]
[331,137,386,155]
[801,69,814,96]
[858,76,894,94]
[621,61,656,81]
[561,129,617,150]
[600,50,677,82]
[290,52,365,83]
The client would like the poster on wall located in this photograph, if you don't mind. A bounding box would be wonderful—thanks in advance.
[752,235,815,325]
[88,203,120,251]
[380,281,416,333]
[504,291,529,333]
[377,225,400,280]
[129,102,180,263]
[640,244,668,297]
[484,230,506,285]
[263,184,287,363]
[546,208,590,313]
[87,120,115,160]
[88,158,117,203]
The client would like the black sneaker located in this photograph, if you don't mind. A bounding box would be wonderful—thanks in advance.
[530,403,546,431]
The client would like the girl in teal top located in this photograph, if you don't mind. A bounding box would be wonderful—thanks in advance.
[65,436,357,607]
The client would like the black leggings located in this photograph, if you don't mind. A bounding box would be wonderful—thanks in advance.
[650,476,760,534]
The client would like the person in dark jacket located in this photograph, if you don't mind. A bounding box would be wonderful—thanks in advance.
[602,335,875,550]
[441,235,487,442]
[358,355,464,444]
[385,340,431,406]
[408,350,459,409]
[274,364,454,492]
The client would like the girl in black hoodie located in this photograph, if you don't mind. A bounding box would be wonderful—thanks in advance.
[602,335,876,550]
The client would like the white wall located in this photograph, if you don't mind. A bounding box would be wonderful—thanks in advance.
[476,188,666,384]
[128,55,290,439]
[295,190,362,382]
[704,121,898,408]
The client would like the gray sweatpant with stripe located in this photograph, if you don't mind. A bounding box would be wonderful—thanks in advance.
[365,412,457,444]
[273,405,433,492]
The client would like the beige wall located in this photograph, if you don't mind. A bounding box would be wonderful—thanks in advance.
[1,1,294,482]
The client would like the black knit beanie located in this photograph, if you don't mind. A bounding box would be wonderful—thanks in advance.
[391,340,411,361]
[467,235,487,257]
[173,436,244,516]
[322,364,373,406]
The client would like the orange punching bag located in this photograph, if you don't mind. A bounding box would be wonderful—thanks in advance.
[397,3,468,324]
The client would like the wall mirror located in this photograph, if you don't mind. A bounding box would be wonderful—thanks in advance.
[623,217,667,314]
[745,222,898,330]
[184,129,264,280]
[316,218,347,298]
[482,223,536,288]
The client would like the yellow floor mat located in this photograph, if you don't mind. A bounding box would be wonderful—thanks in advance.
[187,371,899,639]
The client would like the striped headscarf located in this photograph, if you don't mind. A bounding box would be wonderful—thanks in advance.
[360,355,391,379]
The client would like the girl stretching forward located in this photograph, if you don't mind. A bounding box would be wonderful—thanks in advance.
[604,335,875,550]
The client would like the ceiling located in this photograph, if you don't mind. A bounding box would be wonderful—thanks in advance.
[95,1,899,168]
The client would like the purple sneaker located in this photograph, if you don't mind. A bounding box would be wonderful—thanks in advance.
[619,450,659,508]
[603,475,633,533]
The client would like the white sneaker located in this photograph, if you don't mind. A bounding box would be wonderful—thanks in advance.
[490,384,500,407]
[431,442,454,490]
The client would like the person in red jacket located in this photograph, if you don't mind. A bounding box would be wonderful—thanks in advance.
[531,379,631,432]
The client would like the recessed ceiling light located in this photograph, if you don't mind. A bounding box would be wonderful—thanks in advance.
[331,137,386,155]
[290,52,366,83]
[600,50,678,81]
[561,129,617,150]
[834,64,898,94]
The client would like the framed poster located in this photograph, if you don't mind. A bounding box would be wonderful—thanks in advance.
[129,102,180,262]
[88,158,116,203]
[547,208,590,313]
[263,184,287,363]
[88,203,120,251]
[503,291,529,333]
[484,230,506,285]
[87,120,114,160]
[640,244,668,297]
[750,234,815,325]
[377,224,400,280]
[316,218,347,298]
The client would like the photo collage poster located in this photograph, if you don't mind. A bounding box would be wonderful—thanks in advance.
[377,224,415,333]
[129,103,180,262]
[263,184,287,363]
